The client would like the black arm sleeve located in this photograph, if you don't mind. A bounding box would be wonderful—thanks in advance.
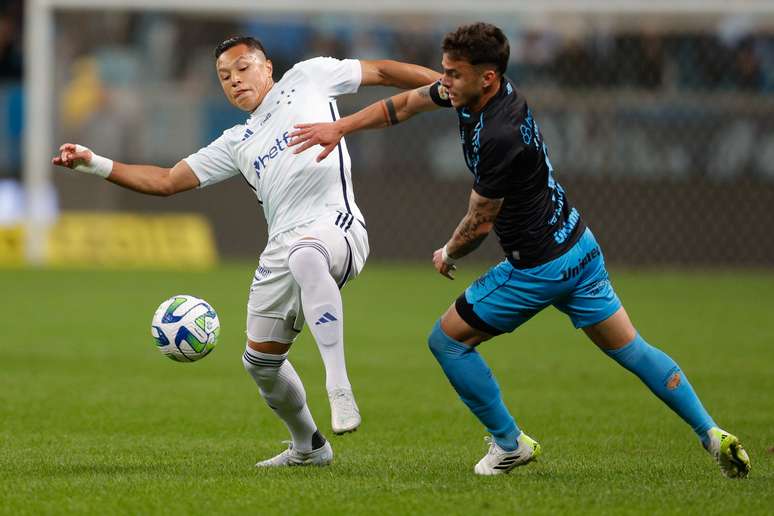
[429,80,453,108]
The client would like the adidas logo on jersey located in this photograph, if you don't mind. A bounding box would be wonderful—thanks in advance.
[315,312,338,325]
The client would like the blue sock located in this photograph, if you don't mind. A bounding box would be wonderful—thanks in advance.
[428,320,521,451]
[605,333,716,444]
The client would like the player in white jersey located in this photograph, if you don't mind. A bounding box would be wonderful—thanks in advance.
[52,36,439,467]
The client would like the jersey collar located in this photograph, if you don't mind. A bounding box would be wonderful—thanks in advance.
[248,83,278,121]
[459,78,509,118]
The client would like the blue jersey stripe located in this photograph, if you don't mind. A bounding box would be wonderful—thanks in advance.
[238,171,261,204]
[328,101,352,214]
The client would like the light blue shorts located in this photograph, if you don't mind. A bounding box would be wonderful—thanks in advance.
[458,229,621,334]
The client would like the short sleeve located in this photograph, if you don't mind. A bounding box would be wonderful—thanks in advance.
[472,132,523,199]
[183,133,240,188]
[293,57,362,97]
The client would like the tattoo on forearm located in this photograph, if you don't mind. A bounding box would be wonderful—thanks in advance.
[417,86,430,98]
[384,98,400,126]
[448,196,503,258]
[452,226,489,257]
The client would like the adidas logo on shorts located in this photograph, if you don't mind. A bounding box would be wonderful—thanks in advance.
[315,312,338,325]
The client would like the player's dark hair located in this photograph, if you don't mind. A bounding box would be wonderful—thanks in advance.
[442,22,509,75]
[214,36,268,59]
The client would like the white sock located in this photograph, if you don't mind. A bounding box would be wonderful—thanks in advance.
[242,346,318,452]
[288,243,352,393]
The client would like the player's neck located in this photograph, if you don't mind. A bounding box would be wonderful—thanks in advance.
[468,78,502,113]
[252,79,276,111]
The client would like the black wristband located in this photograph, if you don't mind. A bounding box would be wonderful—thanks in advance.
[385,98,399,125]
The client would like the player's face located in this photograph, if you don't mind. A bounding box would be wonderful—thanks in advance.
[216,44,274,112]
[440,53,495,110]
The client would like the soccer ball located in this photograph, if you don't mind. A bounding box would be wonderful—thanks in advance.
[151,294,220,362]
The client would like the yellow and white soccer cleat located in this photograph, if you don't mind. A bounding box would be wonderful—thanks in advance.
[704,427,751,479]
[474,432,542,476]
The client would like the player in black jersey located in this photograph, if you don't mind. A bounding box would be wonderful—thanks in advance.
[289,23,750,478]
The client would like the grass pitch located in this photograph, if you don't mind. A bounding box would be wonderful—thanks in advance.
[1,262,772,515]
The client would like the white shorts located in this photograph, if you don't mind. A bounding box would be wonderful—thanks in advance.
[246,211,369,344]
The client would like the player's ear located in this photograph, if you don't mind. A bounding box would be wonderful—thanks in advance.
[265,59,273,77]
[481,69,496,88]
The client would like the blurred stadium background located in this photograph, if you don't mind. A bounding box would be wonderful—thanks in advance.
[2,0,774,266]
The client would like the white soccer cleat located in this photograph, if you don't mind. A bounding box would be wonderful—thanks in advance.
[255,440,333,468]
[704,427,751,479]
[328,388,361,435]
[474,432,542,476]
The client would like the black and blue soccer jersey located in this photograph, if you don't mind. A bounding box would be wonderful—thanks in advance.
[430,78,585,268]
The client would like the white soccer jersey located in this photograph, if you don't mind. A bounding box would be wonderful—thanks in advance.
[185,57,365,239]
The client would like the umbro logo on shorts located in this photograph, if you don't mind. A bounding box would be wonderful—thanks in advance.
[315,312,338,325]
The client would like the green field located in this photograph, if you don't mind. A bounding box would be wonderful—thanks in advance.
[1,263,772,515]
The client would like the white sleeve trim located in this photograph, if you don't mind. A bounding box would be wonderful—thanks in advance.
[344,58,363,93]
[183,132,240,189]
[182,157,211,189]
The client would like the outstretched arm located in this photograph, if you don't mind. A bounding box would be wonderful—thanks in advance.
[359,60,439,89]
[432,190,504,280]
[52,143,199,196]
[289,83,440,161]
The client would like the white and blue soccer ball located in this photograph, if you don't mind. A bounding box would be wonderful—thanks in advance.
[151,294,220,362]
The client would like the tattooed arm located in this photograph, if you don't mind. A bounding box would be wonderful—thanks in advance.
[432,190,504,279]
[383,83,441,124]
[289,84,441,161]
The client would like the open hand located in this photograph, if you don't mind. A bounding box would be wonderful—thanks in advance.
[288,122,344,162]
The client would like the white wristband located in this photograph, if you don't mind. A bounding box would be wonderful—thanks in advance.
[441,245,456,265]
[73,144,113,178]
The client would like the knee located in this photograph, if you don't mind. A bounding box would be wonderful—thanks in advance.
[603,333,647,366]
[428,319,470,359]
[441,298,494,346]
[242,344,287,376]
[288,240,330,276]
[585,307,637,350]
[427,321,445,357]
[242,350,269,376]
[242,350,260,373]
